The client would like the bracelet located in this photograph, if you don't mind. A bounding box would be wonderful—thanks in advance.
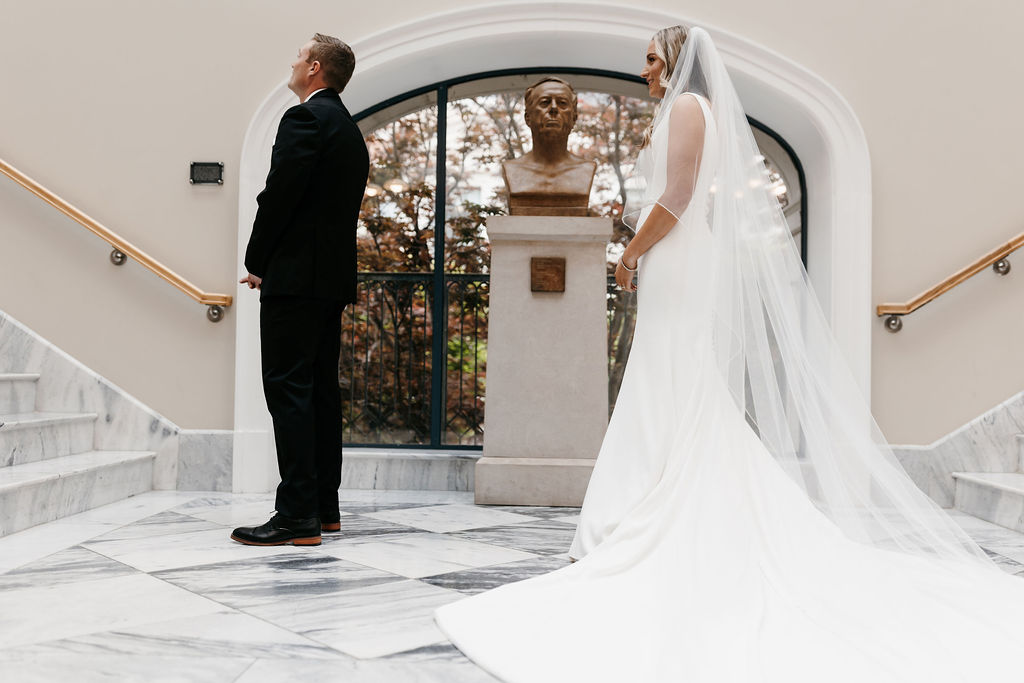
[618,256,638,272]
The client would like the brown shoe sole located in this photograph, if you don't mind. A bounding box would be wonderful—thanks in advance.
[230,534,322,546]
[322,522,341,532]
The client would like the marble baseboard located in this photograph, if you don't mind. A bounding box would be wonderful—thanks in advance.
[177,431,233,492]
[0,451,154,536]
[893,389,1024,508]
[341,449,478,492]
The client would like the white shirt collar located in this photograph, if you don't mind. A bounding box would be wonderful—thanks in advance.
[303,88,330,103]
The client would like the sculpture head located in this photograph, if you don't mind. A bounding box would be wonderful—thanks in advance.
[523,77,579,141]
[502,76,595,216]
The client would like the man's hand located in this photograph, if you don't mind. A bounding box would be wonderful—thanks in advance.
[240,273,263,290]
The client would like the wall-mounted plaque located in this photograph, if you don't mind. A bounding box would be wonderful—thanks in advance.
[531,257,566,292]
[190,162,224,185]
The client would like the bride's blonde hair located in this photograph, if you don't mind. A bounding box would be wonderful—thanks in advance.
[640,25,688,149]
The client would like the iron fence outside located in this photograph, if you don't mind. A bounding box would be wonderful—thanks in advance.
[340,273,635,448]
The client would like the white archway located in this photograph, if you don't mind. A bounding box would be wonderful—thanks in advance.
[233,2,873,492]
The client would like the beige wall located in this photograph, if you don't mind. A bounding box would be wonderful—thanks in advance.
[1,0,1022,441]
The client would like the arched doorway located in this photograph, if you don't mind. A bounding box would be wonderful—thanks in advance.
[232,4,870,491]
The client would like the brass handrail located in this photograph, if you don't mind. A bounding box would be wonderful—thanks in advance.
[0,157,232,322]
[877,231,1023,332]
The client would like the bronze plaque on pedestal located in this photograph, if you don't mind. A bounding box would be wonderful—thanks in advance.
[531,257,566,292]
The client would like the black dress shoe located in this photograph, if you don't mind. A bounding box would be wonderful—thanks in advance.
[230,513,321,546]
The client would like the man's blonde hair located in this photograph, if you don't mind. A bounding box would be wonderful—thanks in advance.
[308,33,355,92]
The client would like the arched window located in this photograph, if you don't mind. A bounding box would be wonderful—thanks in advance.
[341,69,806,448]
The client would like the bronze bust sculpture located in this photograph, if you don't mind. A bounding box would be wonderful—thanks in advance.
[502,77,597,216]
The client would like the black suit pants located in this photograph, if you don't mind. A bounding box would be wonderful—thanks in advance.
[260,296,345,520]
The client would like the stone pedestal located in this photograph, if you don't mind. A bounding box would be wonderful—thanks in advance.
[475,216,611,506]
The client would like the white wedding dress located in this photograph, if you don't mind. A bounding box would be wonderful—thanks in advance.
[434,89,1024,682]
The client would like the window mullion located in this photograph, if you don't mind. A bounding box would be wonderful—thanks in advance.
[429,86,448,448]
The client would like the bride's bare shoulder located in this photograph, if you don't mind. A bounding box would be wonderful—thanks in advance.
[670,93,704,116]
[668,93,706,132]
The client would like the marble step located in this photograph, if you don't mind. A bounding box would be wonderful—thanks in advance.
[952,471,1024,533]
[1017,434,1024,473]
[0,412,97,467]
[0,449,155,536]
[0,373,38,413]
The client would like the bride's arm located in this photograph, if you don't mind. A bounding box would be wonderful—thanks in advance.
[616,95,705,289]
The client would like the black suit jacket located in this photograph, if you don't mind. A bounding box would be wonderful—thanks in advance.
[245,89,369,303]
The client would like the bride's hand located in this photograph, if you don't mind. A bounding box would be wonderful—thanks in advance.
[615,255,638,292]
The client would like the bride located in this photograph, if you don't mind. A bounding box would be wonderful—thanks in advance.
[434,25,1024,682]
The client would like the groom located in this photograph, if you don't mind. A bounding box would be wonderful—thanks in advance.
[233,33,369,546]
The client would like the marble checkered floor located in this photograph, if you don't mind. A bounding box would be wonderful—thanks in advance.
[0,489,581,682]
[1,490,1023,682]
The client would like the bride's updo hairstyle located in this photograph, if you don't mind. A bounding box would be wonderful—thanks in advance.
[641,25,688,149]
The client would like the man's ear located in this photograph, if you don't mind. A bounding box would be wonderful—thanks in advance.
[309,60,321,76]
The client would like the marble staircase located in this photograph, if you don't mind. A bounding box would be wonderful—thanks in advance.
[0,372,155,537]
[952,434,1024,532]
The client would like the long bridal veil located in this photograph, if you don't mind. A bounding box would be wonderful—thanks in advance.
[432,26,1024,683]
[625,26,994,568]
